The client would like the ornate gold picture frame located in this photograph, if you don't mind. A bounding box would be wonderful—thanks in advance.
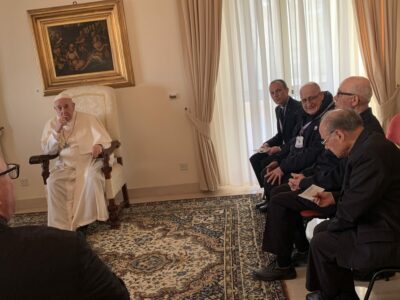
[28,0,134,96]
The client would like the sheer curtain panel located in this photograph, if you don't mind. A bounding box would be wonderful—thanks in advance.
[213,0,365,186]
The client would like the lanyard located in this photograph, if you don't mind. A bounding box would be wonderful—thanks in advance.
[299,101,334,135]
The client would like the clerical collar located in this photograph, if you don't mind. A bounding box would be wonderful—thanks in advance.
[0,216,8,225]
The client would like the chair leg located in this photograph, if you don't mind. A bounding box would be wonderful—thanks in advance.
[364,276,377,300]
[364,269,392,300]
[108,198,120,229]
[122,183,130,208]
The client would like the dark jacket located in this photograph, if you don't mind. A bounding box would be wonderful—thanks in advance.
[360,107,384,135]
[266,96,302,147]
[276,91,334,174]
[299,107,384,190]
[0,223,130,300]
[326,130,400,270]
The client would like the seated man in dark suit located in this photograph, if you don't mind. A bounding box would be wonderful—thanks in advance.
[0,156,130,300]
[250,79,301,191]
[306,109,400,300]
[253,77,384,280]
[258,82,334,211]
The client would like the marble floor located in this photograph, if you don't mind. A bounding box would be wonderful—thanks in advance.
[133,185,400,300]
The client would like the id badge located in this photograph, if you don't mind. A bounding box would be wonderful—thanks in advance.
[295,136,304,148]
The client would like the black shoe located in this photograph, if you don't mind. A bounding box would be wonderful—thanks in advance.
[291,249,309,266]
[255,200,268,209]
[306,291,324,300]
[252,261,296,281]
[77,225,89,237]
[353,269,395,282]
[258,203,269,213]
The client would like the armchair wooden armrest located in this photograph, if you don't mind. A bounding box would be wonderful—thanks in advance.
[29,154,59,165]
[29,140,121,185]
[103,140,121,156]
[101,140,121,179]
[29,153,59,184]
[99,139,129,228]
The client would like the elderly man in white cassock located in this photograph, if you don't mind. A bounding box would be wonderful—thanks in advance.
[41,93,112,231]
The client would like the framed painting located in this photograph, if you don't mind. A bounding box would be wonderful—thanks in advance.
[28,0,134,96]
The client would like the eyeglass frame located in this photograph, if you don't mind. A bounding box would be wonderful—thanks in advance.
[301,92,321,104]
[321,130,336,145]
[336,91,355,97]
[0,163,20,179]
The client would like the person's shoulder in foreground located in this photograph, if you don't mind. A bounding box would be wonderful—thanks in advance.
[0,156,130,300]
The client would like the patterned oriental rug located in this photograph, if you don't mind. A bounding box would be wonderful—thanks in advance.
[11,194,287,300]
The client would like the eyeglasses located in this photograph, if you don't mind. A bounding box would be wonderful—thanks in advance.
[301,93,320,103]
[0,163,20,179]
[336,91,355,97]
[321,131,336,145]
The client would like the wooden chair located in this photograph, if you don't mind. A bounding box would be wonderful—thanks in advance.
[29,85,129,228]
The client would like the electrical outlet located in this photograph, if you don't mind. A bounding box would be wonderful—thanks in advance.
[20,178,29,187]
[179,163,188,171]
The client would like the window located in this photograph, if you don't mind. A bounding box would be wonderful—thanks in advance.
[213,0,365,186]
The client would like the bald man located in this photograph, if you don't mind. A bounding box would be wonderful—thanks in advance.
[0,156,130,299]
[305,109,400,299]
[290,76,383,193]
[41,94,112,231]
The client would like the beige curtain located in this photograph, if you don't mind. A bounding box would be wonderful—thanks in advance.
[353,0,400,128]
[0,126,4,158]
[179,0,222,191]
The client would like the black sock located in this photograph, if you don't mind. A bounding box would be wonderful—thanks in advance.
[277,256,291,268]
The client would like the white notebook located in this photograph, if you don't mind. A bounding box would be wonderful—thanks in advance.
[298,184,325,201]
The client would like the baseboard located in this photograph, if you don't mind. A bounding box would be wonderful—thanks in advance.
[15,197,47,214]
[15,183,201,213]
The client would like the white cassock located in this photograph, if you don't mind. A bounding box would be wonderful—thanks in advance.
[41,111,112,231]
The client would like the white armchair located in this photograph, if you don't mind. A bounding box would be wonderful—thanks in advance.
[30,85,129,228]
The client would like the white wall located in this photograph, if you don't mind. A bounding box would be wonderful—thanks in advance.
[0,0,200,204]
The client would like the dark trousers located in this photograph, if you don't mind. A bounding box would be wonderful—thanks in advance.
[262,184,336,263]
[262,172,291,200]
[249,152,275,187]
[306,221,359,300]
